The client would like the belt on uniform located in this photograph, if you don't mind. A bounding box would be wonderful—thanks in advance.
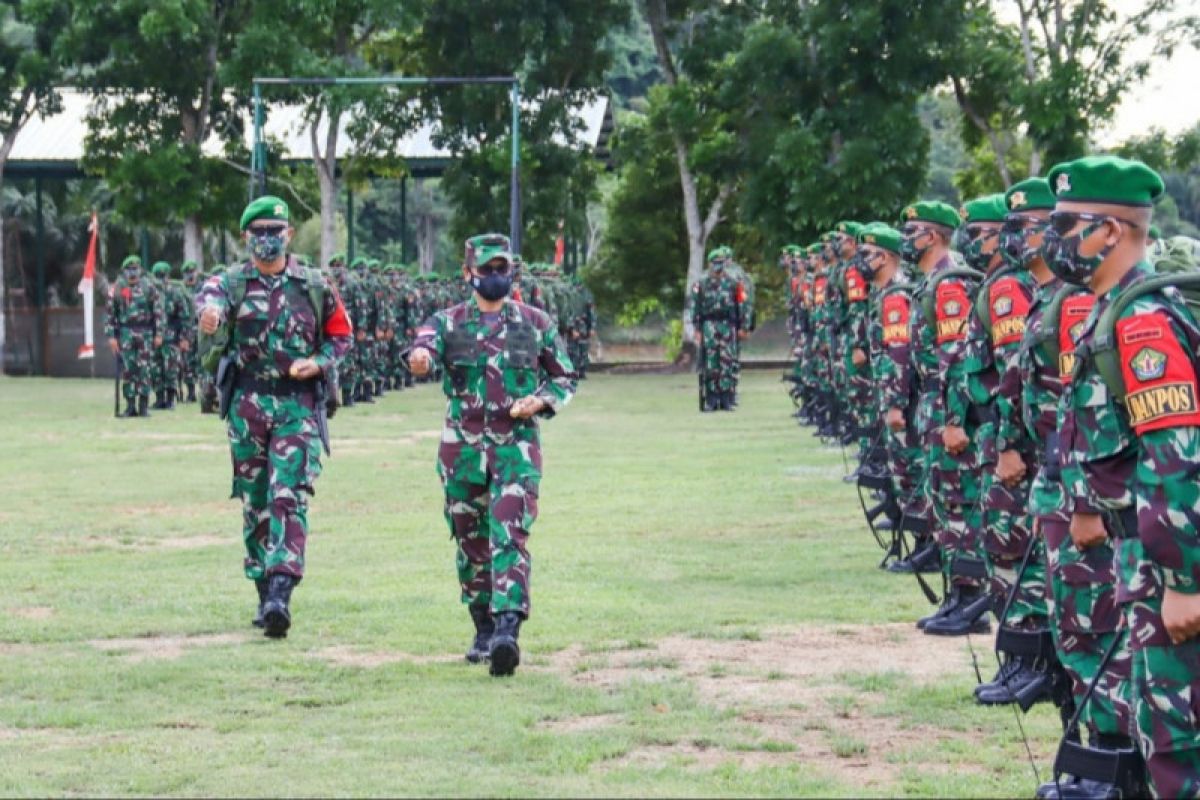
[236,374,315,397]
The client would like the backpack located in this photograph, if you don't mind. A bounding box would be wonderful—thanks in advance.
[1034,283,1092,376]
[197,260,328,374]
[1087,237,1200,399]
[919,266,985,337]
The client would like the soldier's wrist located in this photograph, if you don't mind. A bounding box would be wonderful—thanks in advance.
[1165,572,1199,595]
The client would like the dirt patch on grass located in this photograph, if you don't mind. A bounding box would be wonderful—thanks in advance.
[0,724,127,749]
[70,534,229,552]
[551,624,977,791]
[10,606,54,620]
[89,632,248,662]
[536,712,625,734]
[0,642,41,657]
[311,645,459,669]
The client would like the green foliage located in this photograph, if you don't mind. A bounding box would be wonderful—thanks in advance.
[661,317,682,361]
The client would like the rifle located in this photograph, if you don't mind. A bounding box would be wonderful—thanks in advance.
[216,355,237,421]
[697,333,707,412]
[313,373,332,456]
[113,356,121,418]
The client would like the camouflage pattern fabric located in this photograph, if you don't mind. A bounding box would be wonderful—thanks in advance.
[688,265,748,399]
[104,277,165,401]
[414,296,576,617]
[876,273,927,514]
[196,259,351,581]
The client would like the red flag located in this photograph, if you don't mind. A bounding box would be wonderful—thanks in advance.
[77,211,99,359]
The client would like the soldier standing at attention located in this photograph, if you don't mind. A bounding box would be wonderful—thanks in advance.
[105,255,165,418]
[196,196,352,639]
[409,233,577,677]
[1049,156,1199,795]
[689,247,749,412]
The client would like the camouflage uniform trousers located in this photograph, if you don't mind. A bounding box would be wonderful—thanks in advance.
[180,336,198,388]
[387,335,409,387]
[928,419,986,589]
[1128,594,1200,798]
[355,334,375,392]
[846,360,875,453]
[887,416,928,519]
[374,336,390,385]
[117,327,156,400]
[340,338,360,394]
[567,335,589,375]
[1042,516,1130,739]
[700,319,739,397]
[439,439,539,617]
[153,338,182,396]
[226,389,323,581]
[981,468,1047,627]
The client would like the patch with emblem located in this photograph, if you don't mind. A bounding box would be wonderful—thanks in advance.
[1009,191,1027,209]
[992,295,1013,317]
[1116,310,1200,434]
[1056,173,1071,194]
[1069,321,1085,341]
[905,206,917,220]
[887,309,901,324]
[274,204,285,216]
[943,300,961,317]
[1129,347,1167,382]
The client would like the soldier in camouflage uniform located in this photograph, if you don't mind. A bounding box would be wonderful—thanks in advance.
[149,261,188,410]
[179,261,201,403]
[567,275,596,379]
[1048,156,1199,796]
[409,233,577,677]
[326,253,360,407]
[689,247,750,412]
[105,255,165,418]
[368,259,393,395]
[196,196,352,639]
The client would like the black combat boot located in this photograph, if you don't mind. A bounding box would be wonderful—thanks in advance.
[372,380,383,397]
[122,397,138,418]
[719,393,733,411]
[976,657,1053,706]
[973,657,1021,699]
[1036,733,1137,800]
[165,388,176,410]
[917,587,960,630]
[466,605,495,664]
[137,395,150,417]
[404,373,414,387]
[153,391,167,410]
[261,573,298,639]
[185,382,196,402]
[357,384,375,404]
[488,612,523,677]
[924,585,992,636]
[252,578,269,628]
[341,386,354,407]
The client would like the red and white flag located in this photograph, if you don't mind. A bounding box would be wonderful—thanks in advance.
[77,211,99,359]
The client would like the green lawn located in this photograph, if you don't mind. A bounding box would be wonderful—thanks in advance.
[0,371,1062,797]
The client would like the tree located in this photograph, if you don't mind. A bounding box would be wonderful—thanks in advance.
[416,0,627,260]
[0,0,68,361]
[62,0,251,268]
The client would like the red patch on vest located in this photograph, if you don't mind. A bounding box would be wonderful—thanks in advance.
[1058,293,1095,380]
[988,275,1031,346]
[735,282,747,304]
[814,276,827,306]
[121,287,132,302]
[935,280,969,344]
[1116,311,1200,434]
[882,293,911,345]
[845,267,868,303]
[323,285,353,338]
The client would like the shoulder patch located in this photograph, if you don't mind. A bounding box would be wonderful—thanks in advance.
[1116,310,1200,434]
[935,280,970,344]
[988,276,1032,346]
[845,267,868,303]
[881,293,911,346]
[1058,294,1096,380]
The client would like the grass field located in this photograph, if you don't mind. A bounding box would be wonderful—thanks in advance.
[0,371,1064,797]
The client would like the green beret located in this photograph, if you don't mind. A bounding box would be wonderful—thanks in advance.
[151,261,171,277]
[327,252,346,266]
[350,256,368,269]
[1004,177,1055,212]
[1047,155,1164,208]
[819,232,836,242]
[835,221,864,237]
[1149,224,1162,241]
[807,244,822,255]
[858,224,903,255]
[707,248,724,262]
[960,194,1007,224]
[121,255,142,269]
[901,200,961,230]
[239,195,290,230]
[181,260,198,273]
[368,259,384,272]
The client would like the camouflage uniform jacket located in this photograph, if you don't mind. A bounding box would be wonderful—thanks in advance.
[414,297,577,448]
[104,278,165,339]
[195,260,352,378]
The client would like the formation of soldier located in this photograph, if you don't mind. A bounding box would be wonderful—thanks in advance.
[689,246,757,411]
[784,155,1200,798]
[108,256,594,418]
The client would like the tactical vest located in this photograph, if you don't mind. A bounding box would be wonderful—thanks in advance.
[197,261,327,374]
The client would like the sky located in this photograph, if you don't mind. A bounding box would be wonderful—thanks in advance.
[993,0,1199,147]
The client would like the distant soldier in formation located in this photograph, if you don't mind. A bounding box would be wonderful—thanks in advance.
[179,261,201,403]
[105,255,164,418]
[689,247,751,412]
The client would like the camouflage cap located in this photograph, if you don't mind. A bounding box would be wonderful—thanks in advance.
[465,233,513,269]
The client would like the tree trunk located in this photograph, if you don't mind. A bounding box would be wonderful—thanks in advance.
[183,215,204,267]
[418,213,436,273]
[310,109,342,266]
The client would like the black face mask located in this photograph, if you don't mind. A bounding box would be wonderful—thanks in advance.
[471,272,512,301]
